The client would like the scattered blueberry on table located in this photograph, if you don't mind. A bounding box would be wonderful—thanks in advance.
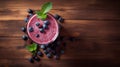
[21,27,26,32]
[54,14,60,20]
[58,17,64,23]
[54,14,64,23]
[28,58,34,63]
[37,51,43,57]
[54,55,60,60]
[40,45,46,50]
[22,35,28,41]
[27,9,34,14]
[46,53,53,58]
[44,50,49,54]
[24,17,29,23]
[34,56,40,62]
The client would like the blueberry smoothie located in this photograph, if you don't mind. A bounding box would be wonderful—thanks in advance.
[27,14,59,44]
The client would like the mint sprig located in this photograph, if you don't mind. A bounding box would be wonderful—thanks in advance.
[26,43,37,54]
[36,2,52,20]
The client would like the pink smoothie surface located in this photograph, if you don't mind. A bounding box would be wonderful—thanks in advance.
[27,14,59,44]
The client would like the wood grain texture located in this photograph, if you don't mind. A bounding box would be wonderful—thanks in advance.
[0,0,120,67]
[0,8,120,20]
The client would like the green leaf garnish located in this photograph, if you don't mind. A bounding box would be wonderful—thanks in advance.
[36,2,52,20]
[40,2,52,14]
[26,43,37,52]
[36,11,47,20]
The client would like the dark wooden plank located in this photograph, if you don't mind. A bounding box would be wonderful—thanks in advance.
[0,37,120,60]
[0,0,120,10]
[0,0,120,20]
[0,59,120,67]
[0,20,120,37]
[0,9,120,20]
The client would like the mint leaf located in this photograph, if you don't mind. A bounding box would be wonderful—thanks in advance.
[26,43,37,52]
[36,11,42,16]
[40,2,52,14]
[38,14,47,20]
[36,11,47,20]
[31,43,37,51]
[26,45,33,52]
[36,2,52,20]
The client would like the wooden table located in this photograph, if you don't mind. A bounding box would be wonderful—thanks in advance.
[0,0,120,67]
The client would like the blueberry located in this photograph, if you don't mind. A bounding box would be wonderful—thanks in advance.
[36,34,40,38]
[24,18,28,22]
[40,45,46,50]
[36,22,40,26]
[39,25,43,28]
[21,27,26,32]
[34,56,40,62]
[54,55,60,60]
[61,50,64,54]
[27,9,33,14]
[69,37,74,41]
[37,51,43,57]
[29,27,34,32]
[51,44,57,50]
[52,50,56,55]
[58,17,64,23]
[28,58,34,63]
[56,41,61,46]
[54,14,60,20]
[44,50,49,54]
[44,20,50,25]
[39,28,44,33]
[43,24,48,29]
[47,48,51,52]
[22,35,28,41]
[29,13,33,17]
[45,44,50,47]
[46,53,52,58]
